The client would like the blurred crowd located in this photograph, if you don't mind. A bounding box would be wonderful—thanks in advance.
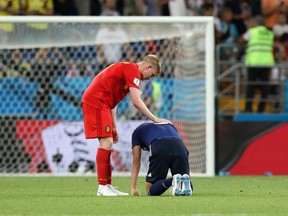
[1,0,288,79]
[1,0,288,115]
[1,0,288,59]
[1,0,288,77]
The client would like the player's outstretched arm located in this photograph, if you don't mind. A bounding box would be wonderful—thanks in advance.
[131,146,141,196]
[129,87,172,124]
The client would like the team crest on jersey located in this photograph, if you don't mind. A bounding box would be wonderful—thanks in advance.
[105,125,110,133]
[133,78,140,86]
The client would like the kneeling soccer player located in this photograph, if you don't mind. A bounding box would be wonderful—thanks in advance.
[130,122,193,196]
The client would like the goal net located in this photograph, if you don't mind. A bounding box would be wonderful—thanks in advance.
[0,16,215,176]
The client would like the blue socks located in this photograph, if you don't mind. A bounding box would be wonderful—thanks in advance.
[148,178,173,196]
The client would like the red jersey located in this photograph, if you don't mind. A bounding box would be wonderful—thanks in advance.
[82,62,141,109]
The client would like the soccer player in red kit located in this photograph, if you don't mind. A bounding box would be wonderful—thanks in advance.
[82,55,171,196]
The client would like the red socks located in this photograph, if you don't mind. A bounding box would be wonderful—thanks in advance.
[96,148,111,185]
[107,164,112,185]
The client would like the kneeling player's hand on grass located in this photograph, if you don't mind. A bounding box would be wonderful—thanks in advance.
[131,188,140,196]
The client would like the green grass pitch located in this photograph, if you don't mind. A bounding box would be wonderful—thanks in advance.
[0,176,288,215]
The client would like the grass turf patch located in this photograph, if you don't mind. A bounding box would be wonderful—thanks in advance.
[0,176,288,215]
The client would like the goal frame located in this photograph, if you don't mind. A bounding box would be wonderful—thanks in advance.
[0,16,215,177]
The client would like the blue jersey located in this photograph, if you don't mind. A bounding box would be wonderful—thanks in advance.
[131,123,182,151]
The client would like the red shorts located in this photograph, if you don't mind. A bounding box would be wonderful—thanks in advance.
[82,103,113,139]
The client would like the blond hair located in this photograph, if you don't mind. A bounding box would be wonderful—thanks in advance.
[143,54,161,73]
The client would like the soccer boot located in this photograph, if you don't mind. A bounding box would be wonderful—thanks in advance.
[97,186,118,196]
[107,184,129,196]
[181,174,193,196]
[171,174,182,196]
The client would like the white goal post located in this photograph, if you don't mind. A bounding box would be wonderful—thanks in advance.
[0,16,215,176]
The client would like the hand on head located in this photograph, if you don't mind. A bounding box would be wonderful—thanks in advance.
[154,118,173,124]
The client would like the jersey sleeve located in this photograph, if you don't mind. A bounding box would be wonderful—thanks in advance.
[123,63,141,89]
[131,130,141,149]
